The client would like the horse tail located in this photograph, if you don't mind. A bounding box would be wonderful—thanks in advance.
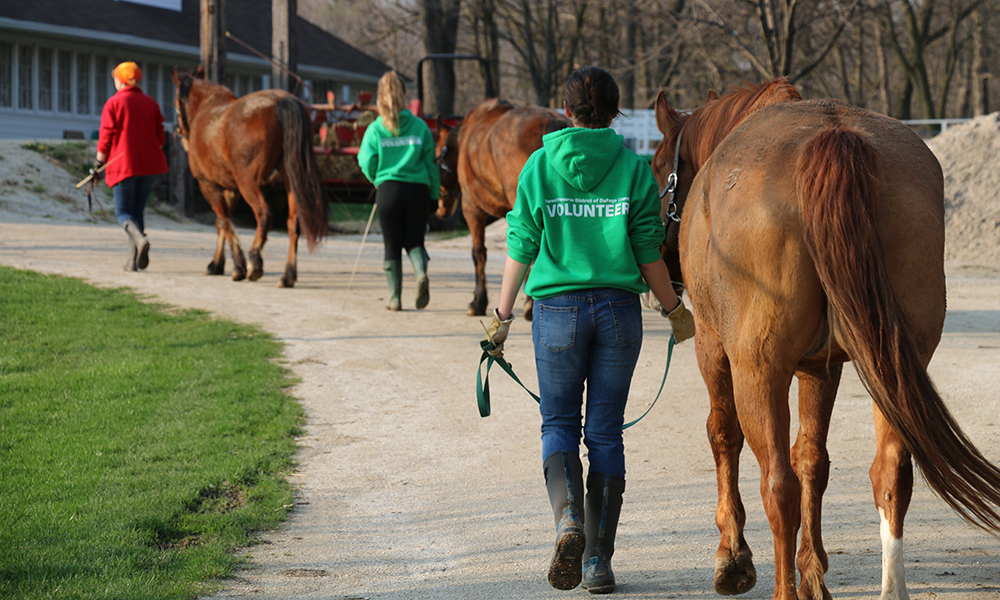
[798,127,1000,532]
[276,96,327,251]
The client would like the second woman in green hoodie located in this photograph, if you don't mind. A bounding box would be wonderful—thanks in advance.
[484,66,695,594]
[358,71,440,311]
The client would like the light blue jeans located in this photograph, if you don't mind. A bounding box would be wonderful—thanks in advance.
[113,174,158,230]
[533,288,643,478]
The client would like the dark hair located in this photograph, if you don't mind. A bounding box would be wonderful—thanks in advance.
[563,66,623,128]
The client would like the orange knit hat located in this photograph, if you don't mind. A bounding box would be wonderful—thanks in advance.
[113,62,142,87]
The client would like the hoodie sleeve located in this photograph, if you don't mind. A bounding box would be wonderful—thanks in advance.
[505,151,544,264]
[422,123,440,200]
[357,121,380,184]
[628,157,666,265]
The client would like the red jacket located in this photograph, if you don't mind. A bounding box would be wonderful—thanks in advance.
[97,86,168,187]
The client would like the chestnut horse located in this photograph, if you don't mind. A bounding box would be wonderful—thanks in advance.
[172,67,327,287]
[435,98,570,317]
[653,80,1000,600]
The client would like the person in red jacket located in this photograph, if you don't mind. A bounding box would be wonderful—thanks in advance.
[94,61,169,271]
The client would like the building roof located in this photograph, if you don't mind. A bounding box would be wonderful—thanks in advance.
[0,0,390,81]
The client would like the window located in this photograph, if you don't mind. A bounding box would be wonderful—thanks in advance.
[0,42,12,107]
[115,0,182,10]
[147,62,159,107]
[76,53,90,114]
[58,50,71,112]
[18,46,33,110]
[94,56,108,113]
[39,48,53,111]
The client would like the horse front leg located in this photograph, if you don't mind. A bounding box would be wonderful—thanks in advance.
[237,183,271,282]
[465,209,488,316]
[280,187,299,288]
[697,332,756,596]
[791,364,842,600]
[198,183,229,276]
[869,404,914,600]
[731,360,799,600]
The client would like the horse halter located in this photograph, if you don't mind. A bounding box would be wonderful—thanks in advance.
[437,145,453,174]
[658,123,685,224]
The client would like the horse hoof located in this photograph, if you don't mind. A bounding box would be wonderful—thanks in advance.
[205,262,224,276]
[277,278,294,288]
[467,304,487,317]
[714,553,756,595]
[232,270,247,282]
[247,270,263,282]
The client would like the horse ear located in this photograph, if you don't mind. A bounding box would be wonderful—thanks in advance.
[194,65,205,79]
[655,90,681,136]
[706,89,719,102]
[171,66,181,87]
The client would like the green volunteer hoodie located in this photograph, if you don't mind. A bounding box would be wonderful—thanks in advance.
[506,126,665,299]
[357,108,440,199]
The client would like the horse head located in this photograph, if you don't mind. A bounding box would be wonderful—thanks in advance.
[171,66,206,150]
[435,118,462,219]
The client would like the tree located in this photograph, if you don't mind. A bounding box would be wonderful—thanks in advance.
[422,0,462,115]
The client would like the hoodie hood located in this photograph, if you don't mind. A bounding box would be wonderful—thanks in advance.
[542,127,624,192]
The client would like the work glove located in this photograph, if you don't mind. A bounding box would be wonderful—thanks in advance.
[89,159,105,182]
[483,309,514,358]
[661,297,695,343]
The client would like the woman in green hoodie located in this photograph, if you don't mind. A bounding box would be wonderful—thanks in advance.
[483,67,695,594]
[358,71,440,310]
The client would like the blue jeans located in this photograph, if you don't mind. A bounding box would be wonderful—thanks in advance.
[533,288,643,478]
[113,174,158,230]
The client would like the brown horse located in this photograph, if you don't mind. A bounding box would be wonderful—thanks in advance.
[172,66,327,287]
[653,80,1000,600]
[435,98,570,317]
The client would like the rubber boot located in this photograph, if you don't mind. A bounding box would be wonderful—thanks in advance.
[123,218,150,270]
[582,473,626,594]
[408,246,430,309]
[543,451,586,590]
[383,260,402,311]
[123,236,137,272]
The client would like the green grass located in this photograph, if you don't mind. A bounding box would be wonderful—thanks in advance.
[0,266,304,600]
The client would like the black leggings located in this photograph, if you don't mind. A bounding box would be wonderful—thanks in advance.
[376,180,430,261]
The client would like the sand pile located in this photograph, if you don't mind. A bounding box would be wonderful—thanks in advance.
[926,113,1000,267]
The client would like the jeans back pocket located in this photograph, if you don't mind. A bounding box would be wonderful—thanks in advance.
[538,304,577,353]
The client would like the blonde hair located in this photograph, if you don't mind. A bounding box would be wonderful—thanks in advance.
[376,71,407,135]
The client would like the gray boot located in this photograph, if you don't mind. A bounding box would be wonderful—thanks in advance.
[544,451,586,590]
[407,246,430,309]
[383,260,402,311]
[123,237,137,272]
[122,218,149,270]
[582,473,626,594]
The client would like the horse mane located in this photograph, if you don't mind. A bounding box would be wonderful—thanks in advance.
[686,78,802,165]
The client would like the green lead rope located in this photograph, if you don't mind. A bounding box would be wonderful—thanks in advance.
[476,334,676,431]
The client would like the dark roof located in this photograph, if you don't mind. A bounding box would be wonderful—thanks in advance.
[0,0,391,79]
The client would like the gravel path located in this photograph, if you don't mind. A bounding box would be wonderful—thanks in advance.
[1,214,998,600]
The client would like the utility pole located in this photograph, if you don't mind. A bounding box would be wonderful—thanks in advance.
[200,0,227,84]
[272,0,298,93]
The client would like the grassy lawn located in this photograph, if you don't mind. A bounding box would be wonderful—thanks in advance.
[0,266,303,600]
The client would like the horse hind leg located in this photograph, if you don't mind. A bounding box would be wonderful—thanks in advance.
[869,405,913,600]
[279,186,299,288]
[698,333,756,596]
[465,209,488,316]
[791,364,842,600]
[239,183,272,282]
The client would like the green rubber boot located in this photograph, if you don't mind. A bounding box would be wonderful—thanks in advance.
[544,451,586,590]
[408,246,430,309]
[384,260,402,311]
[582,473,626,594]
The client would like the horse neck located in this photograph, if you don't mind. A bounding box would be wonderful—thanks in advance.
[185,82,235,118]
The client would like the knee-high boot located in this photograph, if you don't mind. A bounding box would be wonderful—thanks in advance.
[544,451,586,590]
[123,236,137,272]
[122,218,150,270]
[582,473,626,594]
[407,246,430,309]
[383,260,402,311]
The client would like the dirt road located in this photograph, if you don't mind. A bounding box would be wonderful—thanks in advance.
[1,215,998,600]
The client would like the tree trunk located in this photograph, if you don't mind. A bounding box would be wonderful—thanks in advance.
[971,8,989,115]
[422,0,461,116]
